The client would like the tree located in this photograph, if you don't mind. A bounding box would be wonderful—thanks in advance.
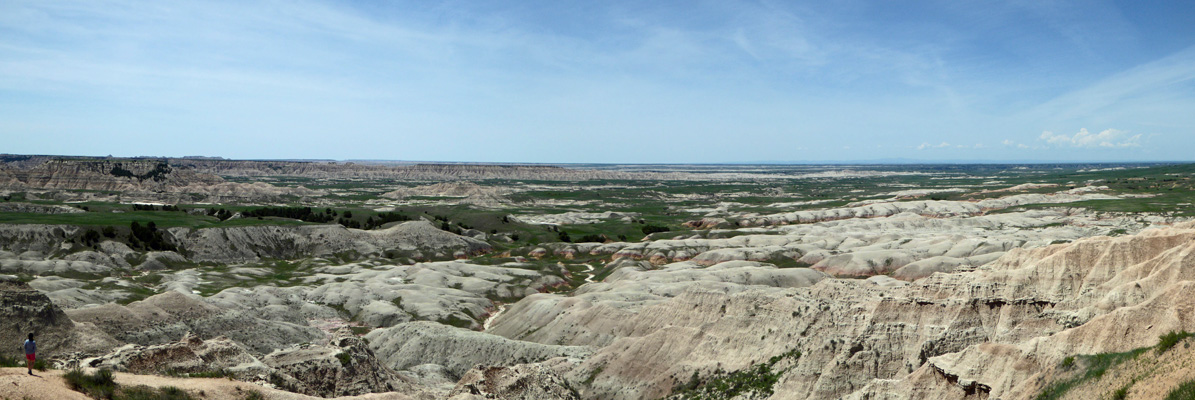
[641,225,670,235]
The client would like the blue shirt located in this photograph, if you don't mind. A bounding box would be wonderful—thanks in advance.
[23,339,35,355]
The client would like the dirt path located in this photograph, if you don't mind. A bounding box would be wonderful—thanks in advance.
[0,368,415,400]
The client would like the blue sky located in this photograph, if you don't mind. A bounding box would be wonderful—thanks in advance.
[2,0,1193,163]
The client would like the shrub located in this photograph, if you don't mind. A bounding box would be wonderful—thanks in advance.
[641,225,670,235]
[118,385,194,400]
[64,368,117,399]
[1112,384,1129,400]
[1157,331,1193,354]
[577,234,606,243]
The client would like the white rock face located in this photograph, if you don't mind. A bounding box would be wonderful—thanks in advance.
[554,209,1142,279]
[171,220,492,263]
[726,191,1114,227]
[65,291,325,355]
[366,321,592,379]
[208,260,565,331]
[381,181,511,206]
[510,211,641,225]
[482,221,1195,400]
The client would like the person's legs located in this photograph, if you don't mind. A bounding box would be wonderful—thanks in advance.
[26,353,34,374]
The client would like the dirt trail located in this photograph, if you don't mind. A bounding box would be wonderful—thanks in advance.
[0,368,414,400]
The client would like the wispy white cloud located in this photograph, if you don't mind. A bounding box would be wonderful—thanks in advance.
[916,141,954,150]
[1039,128,1142,148]
[1031,46,1195,122]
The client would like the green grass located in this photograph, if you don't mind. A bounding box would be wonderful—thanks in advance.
[1035,347,1150,400]
[65,368,197,400]
[1156,331,1193,354]
[1036,339,1168,400]
[1112,384,1130,400]
[116,385,195,400]
[1,355,49,371]
[64,368,117,399]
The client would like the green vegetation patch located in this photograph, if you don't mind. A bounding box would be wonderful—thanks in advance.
[0,355,48,371]
[65,368,197,400]
[1035,347,1149,400]
[64,368,118,399]
[1156,330,1193,354]
[667,348,801,400]
[1032,333,1195,400]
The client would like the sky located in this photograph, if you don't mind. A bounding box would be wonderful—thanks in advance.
[1,0,1194,163]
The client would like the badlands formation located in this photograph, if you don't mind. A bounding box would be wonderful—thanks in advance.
[2,157,1194,399]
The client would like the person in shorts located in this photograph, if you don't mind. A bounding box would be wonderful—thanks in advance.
[23,333,35,375]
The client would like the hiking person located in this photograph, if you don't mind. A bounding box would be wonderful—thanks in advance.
[23,333,35,375]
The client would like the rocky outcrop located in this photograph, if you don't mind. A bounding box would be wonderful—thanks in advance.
[726,190,1116,227]
[0,221,491,271]
[482,222,1195,400]
[0,276,77,357]
[0,224,80,254]
[366,321,592,379]
[65,291,324,355]
[449,363,581,400]
[81,333,266,377]
[171,220,491,263]
[519,209,1135,278]
[0,158,319,200]
[0,202,85,214]
[263,331,407,398]
[509,211,641,225]
[382,182,511,206]
[207,260,563,330]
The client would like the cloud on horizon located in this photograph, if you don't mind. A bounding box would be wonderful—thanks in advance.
[1039,128,1142,148]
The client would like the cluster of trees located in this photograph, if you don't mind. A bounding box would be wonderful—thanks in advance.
[109,161,172,182]
[204,206,414,230]
[207,208,235,220]
[641,224,670,235]
[129,221,177,252]
[241,207,337,223]
[80,229,103,247]
[576,234,606,243]
[366,212,412,229]
[132,204,181,212]
[432,214,474,235]
[555,233,609,243]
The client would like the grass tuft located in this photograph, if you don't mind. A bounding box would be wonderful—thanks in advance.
[64,369,196,400]
[1156,331,1193,354]
[64,368,117,399]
